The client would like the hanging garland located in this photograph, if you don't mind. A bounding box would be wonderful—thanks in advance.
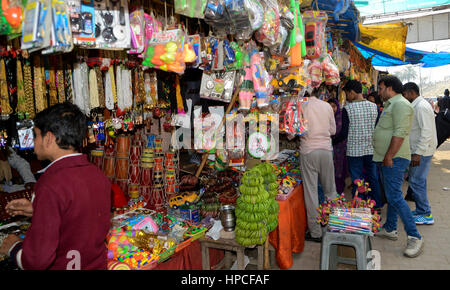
[0,58,12,115]
[33,55,46,113]
[22,58,35,118]
[16,58,26,114]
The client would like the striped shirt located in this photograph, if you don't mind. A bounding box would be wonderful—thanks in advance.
[344,100,378,157]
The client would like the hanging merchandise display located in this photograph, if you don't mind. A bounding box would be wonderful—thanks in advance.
[142,28,186,74]
[302,10,328,60]
[0,0,23,36]
[93,0,131,49]
[128,5,144,54]
[69,0,95,47]
[175,0,207,19]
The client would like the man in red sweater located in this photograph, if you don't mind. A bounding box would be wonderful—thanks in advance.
[0,103,111,270]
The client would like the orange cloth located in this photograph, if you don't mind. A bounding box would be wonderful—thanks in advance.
[269,184,307,269]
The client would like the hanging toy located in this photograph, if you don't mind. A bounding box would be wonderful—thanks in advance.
[249,49,269,108]
[239,54,254,111]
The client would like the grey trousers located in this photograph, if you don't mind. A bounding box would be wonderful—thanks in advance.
[300,149,337,238]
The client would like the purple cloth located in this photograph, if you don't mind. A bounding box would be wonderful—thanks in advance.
[328,99,348,194]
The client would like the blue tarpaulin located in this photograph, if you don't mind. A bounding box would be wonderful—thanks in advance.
[354,42,450,67]
[312,0,361,42]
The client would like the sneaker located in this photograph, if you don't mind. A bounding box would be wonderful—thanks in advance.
[414,214,434,225]
[375,228,398,241]
[404,236,424,258]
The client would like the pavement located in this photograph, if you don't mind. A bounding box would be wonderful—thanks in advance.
[286,139,450,270]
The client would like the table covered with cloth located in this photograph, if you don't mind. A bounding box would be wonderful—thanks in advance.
[269,184,307,269]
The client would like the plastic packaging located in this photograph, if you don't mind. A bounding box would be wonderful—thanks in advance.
[142,29,186,74]
[128,7,145,54]
[0,0,24,36]
[322,54,340,85]
[302,10,328,60]
[255,0,280,48]
[21,0,52,52]
[41,0,74,54]
[250,48,270,108]
[199,70,236,102]
[307,59,322,88]
[175,0,207,19]
[94,0,131,49]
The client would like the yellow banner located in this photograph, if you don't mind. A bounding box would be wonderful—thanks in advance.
[358,22,408,61]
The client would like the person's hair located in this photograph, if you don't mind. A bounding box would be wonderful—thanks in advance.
[378,75,403,94]
[343,80,362,94]
[403,82,420,96]
[33,102,86,151]
[445,89,449,96]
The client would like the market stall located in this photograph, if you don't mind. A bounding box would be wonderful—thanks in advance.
[0,0,383,270]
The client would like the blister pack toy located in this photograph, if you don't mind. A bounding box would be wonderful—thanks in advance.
[41,0,74,54]
[69,0,96,47]
[128,6,145,54]
[280,98,308,137]
[21,0,52,52]
[93,0,131,49]
[302,10,328,60]
[199,70,236,103]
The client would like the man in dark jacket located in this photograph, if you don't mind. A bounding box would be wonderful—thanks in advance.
[0,103,111,270]
[436,89,450,148]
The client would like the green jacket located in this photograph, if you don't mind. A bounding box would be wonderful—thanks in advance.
[373,94,414,162]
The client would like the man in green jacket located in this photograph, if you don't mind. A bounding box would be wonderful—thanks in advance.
[373,75,423,258]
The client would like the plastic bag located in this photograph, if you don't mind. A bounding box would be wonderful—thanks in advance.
[302,10,328,60]
[226,0,252,40]
[255,0,280,48]
[322,55,340,85]
[204,0,232,36]
[175,0,207,19]
[128,7,145,54]
[280,98,308,137]
[270,8,294,57]
[142,29,186,74]
[200,70,236,102]
[307,59,322,88]
[0,0,23,36]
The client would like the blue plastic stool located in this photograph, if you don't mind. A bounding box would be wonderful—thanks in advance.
[320,228,372,270]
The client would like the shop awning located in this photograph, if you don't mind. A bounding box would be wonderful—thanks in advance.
[354,42,450,67]
[312,0,361,42]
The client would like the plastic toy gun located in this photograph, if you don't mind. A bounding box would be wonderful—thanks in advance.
[290,0,306,66]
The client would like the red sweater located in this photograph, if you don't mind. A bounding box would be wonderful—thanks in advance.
[12,154,111,270]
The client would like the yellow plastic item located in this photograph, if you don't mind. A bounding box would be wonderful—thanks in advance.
[358,22,408,61]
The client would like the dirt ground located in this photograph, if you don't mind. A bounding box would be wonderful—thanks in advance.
[289,139,450,270]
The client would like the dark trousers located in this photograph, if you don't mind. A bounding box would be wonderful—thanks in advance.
[436,112,450,148]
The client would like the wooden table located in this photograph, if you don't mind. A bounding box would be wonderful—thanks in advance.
[199,237,265,270]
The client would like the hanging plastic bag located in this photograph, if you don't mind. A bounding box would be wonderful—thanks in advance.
[142,29,186,74]
[255,0,280,48]
[0,0,23,36]
[302,10,328,60]
[204,0,232,36]
[307,59,322,88]
[175,0,207,19]
[200,70,236,102]
[226,0,252,41]
[128,7,145,54]
[322,54,340,85]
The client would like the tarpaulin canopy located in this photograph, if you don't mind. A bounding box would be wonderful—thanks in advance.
[312,0,361,42]
[354,41,450,67]
[358,23,408,61]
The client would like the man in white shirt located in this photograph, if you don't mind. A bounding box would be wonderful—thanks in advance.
[402,82,437,225]
[299,91,337,242]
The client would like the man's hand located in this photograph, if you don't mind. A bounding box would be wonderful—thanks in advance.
[0,234,21,256]
[410,154,421,167]
[382,156,393,167]
[6,198,33,217]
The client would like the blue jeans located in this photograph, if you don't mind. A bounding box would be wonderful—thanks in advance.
[407,155,433,216]
[377,158,421,239]
[347,155,384,208]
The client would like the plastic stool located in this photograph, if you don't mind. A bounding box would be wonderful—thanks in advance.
[320,229,372,270]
